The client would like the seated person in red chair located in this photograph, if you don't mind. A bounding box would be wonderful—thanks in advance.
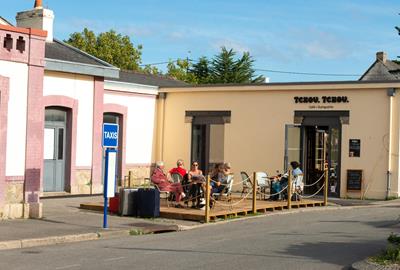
[168,159,187,180]
[151,161,185,205]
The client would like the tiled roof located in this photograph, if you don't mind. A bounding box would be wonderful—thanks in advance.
[360,59,400,81]
[45,39,114,68]
[107,70,189,87]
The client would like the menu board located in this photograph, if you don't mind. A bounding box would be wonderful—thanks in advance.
[347,170,362,191]
[349,139,361,157]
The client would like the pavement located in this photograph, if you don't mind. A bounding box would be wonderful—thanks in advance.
[2,198,400,270]
[0,195,398,253]
[0,195,198,250]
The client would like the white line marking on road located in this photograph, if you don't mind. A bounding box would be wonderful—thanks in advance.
[104,257,126,262]
[55,264,81,270]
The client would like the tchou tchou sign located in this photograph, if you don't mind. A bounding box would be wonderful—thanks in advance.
[294,96,349,104]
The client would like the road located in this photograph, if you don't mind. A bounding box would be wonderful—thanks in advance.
[1,204,400,270]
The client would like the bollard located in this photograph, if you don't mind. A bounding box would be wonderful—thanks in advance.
[252,172,257,214]
[287,169,292,209]
[324,168,328,206]
[205,175,210,223]
[128,171,133,187]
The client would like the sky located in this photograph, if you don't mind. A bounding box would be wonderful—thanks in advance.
[2,0,400,82]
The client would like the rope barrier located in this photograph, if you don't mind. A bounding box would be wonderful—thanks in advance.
[302,173,325,187]
[295,183,326,199]
[211,188,254,208]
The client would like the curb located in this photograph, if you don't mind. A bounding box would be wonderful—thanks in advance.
[0,230,131,251]
[351,259,390,270]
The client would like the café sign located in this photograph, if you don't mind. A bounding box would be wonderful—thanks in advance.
[294,96,349,104]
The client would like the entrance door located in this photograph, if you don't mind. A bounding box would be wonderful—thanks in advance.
[103,113,122,184]
[44,108,67,192]
[191,124,225,175]
[302,126,341,197]
[303,126,328,196]
[285,123,342,197]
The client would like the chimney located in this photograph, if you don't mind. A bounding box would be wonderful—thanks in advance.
[376,51,387,63]
[16,1,54,42]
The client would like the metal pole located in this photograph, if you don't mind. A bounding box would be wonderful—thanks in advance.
[324,168,329,206]
[103,148,109,229]
[287,169,292,209]
[252,172,257,214]
[205,175,210,223]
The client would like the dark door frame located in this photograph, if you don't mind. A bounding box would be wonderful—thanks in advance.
[294,110,348,198]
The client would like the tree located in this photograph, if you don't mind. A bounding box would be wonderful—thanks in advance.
[190,56,211,84]
[166,59,197,83]
[209,47,265,84]
[168,47,265,84]
[66,28,143,71]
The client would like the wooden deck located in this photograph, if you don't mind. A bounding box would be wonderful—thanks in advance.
[160,199,324,222]
[80,198,324,222]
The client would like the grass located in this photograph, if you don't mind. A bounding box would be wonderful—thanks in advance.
[129,229,153,236]
[370,233,400,265]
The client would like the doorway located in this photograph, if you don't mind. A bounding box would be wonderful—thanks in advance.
[103,113,122,183]
[44,107,68,192]
[285,111,347,197]
[188,111,230,175]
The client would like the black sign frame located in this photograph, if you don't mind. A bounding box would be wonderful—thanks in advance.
[349,139,361,157]
[346,170,362,191]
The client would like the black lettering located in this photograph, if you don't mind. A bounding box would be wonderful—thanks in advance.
[299,97,304,103]
[294,97,299,103]
[332,96,337,103]
[322,96,327,103]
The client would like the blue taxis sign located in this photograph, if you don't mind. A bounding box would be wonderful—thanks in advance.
[102,123,119,148]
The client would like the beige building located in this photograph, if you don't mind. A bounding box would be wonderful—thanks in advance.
[156,81,400,200]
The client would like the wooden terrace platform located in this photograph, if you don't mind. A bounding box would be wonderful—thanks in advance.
[80,198,325,222]
[161,199,324,222]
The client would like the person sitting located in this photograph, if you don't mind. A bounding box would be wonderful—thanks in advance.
[290,161,304,201]
[151,161,185,207]
[270,176,281,201]
[210,163,227,195]
[187,161,206,208]
[168,159,187,181]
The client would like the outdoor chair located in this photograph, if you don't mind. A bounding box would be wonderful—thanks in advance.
[255,172,270,200]
[171,173,183,183]
[240,171,252,197]
[153,184,172,207]
[212,174,234,204]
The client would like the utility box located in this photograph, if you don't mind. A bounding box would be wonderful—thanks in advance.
[119,188,138,216]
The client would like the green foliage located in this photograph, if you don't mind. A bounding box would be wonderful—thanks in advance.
[167,47,265,84]
[167,59,197,84]
[66,28,143,71]
[370,233,400,265]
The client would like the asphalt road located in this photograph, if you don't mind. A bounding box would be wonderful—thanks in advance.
[1,204,400,270]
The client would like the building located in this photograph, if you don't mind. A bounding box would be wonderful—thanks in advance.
[1,1,400,220]
[157,81,400,200]
[0,2,184,219]
[360,52,400,81]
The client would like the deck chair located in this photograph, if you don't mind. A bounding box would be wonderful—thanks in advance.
[255,172,270,200]
[240,171,252,197]
[171,173,183,183]
[153,184,172,207]
[212,174,234,202]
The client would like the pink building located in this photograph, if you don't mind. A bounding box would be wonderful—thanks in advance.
[0,2,185,219]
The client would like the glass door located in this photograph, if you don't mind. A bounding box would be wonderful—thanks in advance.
[284,125,302,171]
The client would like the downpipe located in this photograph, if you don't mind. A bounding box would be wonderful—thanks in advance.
[386,170,391,200]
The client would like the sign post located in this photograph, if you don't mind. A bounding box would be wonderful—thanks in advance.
[102,123,119,229]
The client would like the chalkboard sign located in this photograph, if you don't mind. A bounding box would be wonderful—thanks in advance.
[347,170,362,191]
[349,139,361,157]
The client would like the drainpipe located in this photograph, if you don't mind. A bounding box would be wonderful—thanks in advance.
[157,92,167,162]
[387,88,396,199]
